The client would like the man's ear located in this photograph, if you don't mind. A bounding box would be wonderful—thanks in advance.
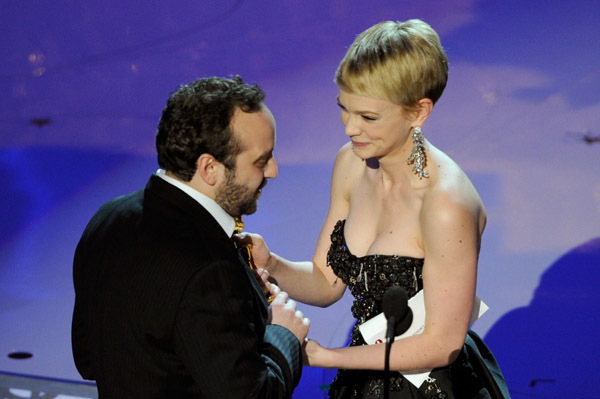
[196,154,222,186]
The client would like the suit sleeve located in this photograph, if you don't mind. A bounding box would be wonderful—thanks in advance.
[173,258,302,399]
[71,217,100,381]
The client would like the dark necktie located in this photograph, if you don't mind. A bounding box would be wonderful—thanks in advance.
[234,217,273,304]
[233,216,256,270]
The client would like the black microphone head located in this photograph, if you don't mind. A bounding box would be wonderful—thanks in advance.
[383,286,413,336]
[383,286,409,319]
[394,308,413,336]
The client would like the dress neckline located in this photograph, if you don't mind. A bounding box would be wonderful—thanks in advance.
[336,219,424,262]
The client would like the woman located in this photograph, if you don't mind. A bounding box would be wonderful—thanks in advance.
[244,19,509,398]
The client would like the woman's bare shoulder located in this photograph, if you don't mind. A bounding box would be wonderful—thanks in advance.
[332,143,365,186]
[335,142,360,165]
[423,151,486,226]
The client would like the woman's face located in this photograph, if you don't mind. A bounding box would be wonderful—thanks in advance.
[337,89,414,161]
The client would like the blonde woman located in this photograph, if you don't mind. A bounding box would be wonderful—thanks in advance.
[241,20,509,398]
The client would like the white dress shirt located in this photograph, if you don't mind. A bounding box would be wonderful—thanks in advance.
[155,169,236,237]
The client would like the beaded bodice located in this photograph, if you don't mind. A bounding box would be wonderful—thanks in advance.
[326,220,468,398]
[327,219,424,346]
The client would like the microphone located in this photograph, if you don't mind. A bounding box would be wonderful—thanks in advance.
[383,286,413,340]
[382,286,413,399]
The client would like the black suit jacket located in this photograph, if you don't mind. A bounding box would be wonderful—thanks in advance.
[72,174,302,398]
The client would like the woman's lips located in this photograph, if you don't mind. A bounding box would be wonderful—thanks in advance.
[352,140,369,147]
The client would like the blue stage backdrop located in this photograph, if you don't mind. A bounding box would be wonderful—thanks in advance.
[1,1,599,398]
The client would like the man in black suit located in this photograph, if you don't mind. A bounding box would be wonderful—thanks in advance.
[72,75,309,398]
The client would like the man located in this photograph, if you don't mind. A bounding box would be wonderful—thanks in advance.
[72,75,309,398]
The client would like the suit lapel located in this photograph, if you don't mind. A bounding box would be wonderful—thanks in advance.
[236,251,270,309]
[145,174,269,313]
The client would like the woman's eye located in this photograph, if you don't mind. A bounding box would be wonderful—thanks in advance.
[361,115,376,121]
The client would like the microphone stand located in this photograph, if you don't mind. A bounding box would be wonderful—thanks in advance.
[384,316,396,399]
[382,286,412,399]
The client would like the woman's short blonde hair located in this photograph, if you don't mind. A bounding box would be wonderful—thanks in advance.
[335,19,448,112]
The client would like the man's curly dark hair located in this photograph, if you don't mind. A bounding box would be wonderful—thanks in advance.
[156,75,266,181]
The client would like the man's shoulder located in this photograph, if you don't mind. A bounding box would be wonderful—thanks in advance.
[77,188,145,244]
[94,189,144,221]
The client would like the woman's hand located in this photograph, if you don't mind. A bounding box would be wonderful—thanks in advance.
[252,268,275,298]
[303,338,327,368]
[233,232,274,270]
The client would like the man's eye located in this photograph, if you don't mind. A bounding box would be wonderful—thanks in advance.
[362,115,376,121]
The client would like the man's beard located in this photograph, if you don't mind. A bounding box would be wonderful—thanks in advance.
[215,168,267,217]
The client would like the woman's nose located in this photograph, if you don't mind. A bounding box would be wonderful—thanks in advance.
[343,114,361,137]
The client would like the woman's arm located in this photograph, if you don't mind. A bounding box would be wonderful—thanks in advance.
[305,182,485,370]
[240,143,360,307]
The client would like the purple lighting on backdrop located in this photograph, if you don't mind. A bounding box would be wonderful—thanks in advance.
[1,1,599,398]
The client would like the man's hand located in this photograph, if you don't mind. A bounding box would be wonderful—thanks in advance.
[269,290,310,344]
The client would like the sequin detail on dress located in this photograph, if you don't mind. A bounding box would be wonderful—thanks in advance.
[326,220,426,398]
[326,220,509,398]
[327,220,424,328]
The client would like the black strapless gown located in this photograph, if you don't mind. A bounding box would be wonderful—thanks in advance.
[326,220,510,399]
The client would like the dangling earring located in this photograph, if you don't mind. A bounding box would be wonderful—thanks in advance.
[406,126,429,179]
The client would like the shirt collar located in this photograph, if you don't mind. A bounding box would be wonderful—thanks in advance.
[155,169,236,237]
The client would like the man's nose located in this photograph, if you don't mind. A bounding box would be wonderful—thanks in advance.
[264,157,278,179]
